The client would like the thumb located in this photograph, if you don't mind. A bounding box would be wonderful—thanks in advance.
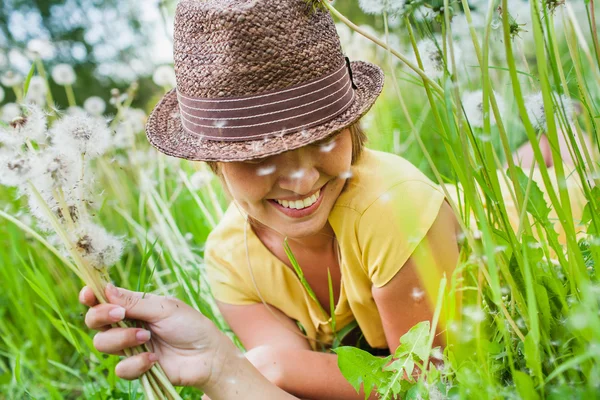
[105,283,164,323]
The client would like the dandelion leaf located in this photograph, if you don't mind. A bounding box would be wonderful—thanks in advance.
[511,166,552,222]
[334,346,392,399]
[524,332,543,383]
[513,370,540,400]
[395,321,431,362]
[534,283,552,332]
[580,186,600,234]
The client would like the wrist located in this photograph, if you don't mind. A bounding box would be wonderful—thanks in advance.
[194,335,241,393]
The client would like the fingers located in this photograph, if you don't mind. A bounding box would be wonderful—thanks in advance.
[93,327,152,355]
[115,352,158,381]
[79,286,99,307]
[104,283,178,323]
[85,303,127,331]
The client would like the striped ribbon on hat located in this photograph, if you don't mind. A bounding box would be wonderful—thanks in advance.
[177,59,357,141]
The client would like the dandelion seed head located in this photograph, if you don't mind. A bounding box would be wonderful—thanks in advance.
[1,70,24,87]
[411,287,425,301]
[152,65,177,88]
[83,96,106,116]
[462,90,505,129]
[31,147,81,192]
[26,76,48,99]
[70,221,124,270]
[0,152,34,187]
[3,104,48,144]
[26,38,56,60]
[190,170,213,190]
[358,0,406,15]
[51,114,112,158]
[51,64,76,86]
[256,164,276,176]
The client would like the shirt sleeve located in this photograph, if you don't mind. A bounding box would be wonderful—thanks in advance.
[204,238,260,305]
[358,179,446,288]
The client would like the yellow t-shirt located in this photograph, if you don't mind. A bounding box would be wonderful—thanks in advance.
[204,148,447,350]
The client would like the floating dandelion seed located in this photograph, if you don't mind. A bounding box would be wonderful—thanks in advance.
[1,71,24,88]
[300,129,311,139]
[257,165,276,176]
[83,96,107,116]
[152,65,177,88]
[184,232,194,241]
[69,221,124,270]
[339,170,353,179]
[290,169,305,179]
[50,114,112,158]
[189,170,213,190]
[319,140,337,152]
[411,287,425,301]
[463,306,486,322]
[51,64,76,86]
[358,0,406,15]
[213,120,227,129]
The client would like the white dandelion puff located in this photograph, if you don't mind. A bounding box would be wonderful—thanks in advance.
[462,90,505,129]
[69,221,124,270]
[524,92,575,132]
[50,114,112,158]
[83,96,106,116]
[51,64,76,86]
[1,71,24,88]
[0,152,35,187]
[1,103,21,123]
[1,104,48,144]
[26,38,56,60]
[358,0,406,15]
[415,37,462,79]
[152,65,177,88]
[31,147,82,192]
[189,170,213,190]
[256,164,276,176]
[24,76,48,106]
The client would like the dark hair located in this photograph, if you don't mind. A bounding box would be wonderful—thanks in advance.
[205,122,367,177]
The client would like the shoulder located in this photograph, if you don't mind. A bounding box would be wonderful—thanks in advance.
[334,148,444,215]
[205,202,247,258]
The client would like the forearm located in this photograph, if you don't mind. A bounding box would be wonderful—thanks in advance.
[276,348,377,400]
[200,346,297,400]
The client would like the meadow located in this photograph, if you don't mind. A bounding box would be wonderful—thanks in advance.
[1,0,599,398]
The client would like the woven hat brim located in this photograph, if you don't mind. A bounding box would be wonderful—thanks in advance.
[145,61,384,162]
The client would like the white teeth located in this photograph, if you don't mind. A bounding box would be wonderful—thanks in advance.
[275,189,320,210]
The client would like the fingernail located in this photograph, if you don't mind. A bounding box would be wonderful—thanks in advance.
[106,283,119,296]
[148,353,159,363]
[136,330,151,342]
[108,306,126,320]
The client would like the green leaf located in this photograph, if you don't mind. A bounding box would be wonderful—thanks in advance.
[14,353,21,384]
[534,283,552,332]
[22,63,36,97]
[334,346,393,399]
[395,321,431,362]
[580,186,600,234]
[524,332,542,383]
[512,166,552,222]
[513,370,540,400]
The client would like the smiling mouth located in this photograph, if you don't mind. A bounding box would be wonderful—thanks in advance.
[267,183,327,217]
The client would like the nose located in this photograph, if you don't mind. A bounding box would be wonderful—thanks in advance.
[276,148,320,195]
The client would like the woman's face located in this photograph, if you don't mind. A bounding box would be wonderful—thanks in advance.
[219,128,353,239]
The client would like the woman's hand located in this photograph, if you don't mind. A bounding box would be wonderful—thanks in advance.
[79,284,233,389]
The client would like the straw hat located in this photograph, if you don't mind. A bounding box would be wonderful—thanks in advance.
[146,0,384,162]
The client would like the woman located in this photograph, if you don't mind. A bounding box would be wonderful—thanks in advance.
[80,0,588,398]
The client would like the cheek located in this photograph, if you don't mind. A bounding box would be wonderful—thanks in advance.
[223,166,272,202]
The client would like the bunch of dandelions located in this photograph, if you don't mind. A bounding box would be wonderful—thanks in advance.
[0,103,182,400]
